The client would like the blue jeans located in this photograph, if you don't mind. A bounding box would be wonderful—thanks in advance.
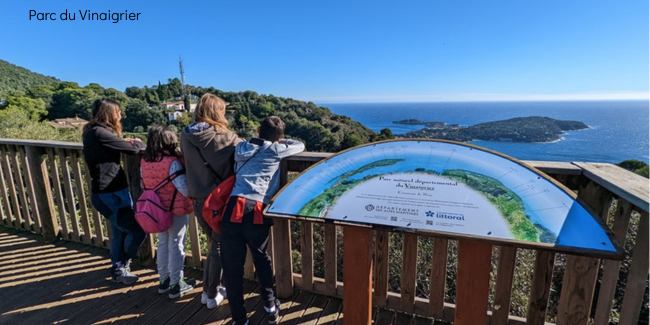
[91,188,146,266]
[157,214,189,285]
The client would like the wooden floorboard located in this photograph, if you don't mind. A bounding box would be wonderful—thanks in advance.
[1,226,447,325]
[316,297,342,325]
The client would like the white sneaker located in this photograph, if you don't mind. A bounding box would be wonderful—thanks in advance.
[218,285,227,299]
[207,286,227,309]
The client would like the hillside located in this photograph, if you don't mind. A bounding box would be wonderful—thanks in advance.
[398,116,589,143]
[0,59,60,98]
[0,60,389,153]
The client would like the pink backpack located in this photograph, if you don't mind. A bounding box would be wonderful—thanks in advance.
[135,170,184,233]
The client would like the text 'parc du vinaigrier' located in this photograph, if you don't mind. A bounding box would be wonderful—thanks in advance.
[29,10,141,23]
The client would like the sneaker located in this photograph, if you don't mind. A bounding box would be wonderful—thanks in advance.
[206,286,226,309]
[158,277,171,293]
[201,292,209,304]
[110,264,120,282]
[266,299,281,324]
[112,261,138,285]
[169,278,196,299]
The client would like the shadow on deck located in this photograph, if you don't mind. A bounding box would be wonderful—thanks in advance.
[0,227,442,325]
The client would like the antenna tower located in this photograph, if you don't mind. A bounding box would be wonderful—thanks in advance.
[179,56,188,112]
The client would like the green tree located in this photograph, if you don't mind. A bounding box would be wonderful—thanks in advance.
[144,87,160,106]
[374,128,395,141]
[84,83,104,94]
[168,78,183,98]
[0,107,80,142]
[49,87,100,119]
[55,81,80,91]
[103,88,130,109]
[123,98,166,131]
[125,86,146,100]
[26,84,55,108]
[617,159,649,178]
[1,95,47,120]
[171,112,193,130]
[0,59,60,98]
[342,134,362,149]
[157,84,172,102]
[183,96,191,113]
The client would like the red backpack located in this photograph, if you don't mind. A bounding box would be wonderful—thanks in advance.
[202,175,236,233]
[199,147,260,233]
[135,170,185,233]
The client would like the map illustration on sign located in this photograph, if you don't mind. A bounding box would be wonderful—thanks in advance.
[266,139,621,257]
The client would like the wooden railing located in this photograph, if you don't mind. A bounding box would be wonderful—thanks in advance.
[0,139,647,325]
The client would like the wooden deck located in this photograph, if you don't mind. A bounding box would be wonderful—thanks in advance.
[0,227,443,325]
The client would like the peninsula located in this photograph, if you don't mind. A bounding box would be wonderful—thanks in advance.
[395,116,589,143]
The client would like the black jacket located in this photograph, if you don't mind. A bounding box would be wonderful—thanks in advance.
[82,124,144,193]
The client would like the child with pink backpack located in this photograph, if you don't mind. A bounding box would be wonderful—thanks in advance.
[140,126,195,299]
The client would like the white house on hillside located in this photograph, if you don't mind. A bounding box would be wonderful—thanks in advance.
[161,100,197,112]
[167,111,184,121]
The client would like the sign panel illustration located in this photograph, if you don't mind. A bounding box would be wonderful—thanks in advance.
[266,139,622,257]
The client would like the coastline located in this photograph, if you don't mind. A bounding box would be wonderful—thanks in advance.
[324,101,649,164]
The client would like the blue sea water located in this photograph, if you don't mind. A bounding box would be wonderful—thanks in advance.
[319,100,649,164]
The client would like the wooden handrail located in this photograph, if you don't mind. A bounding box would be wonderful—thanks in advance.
[0,139,647,325]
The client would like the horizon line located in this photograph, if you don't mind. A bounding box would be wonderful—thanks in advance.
[307,92,650,104]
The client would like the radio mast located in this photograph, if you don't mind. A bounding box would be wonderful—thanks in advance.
[179,56,189,112]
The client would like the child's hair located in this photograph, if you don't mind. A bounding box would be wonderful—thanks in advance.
[143,126,180,162]
[194,93,229,132]
[259,116,285,142]
[83,98,123,137]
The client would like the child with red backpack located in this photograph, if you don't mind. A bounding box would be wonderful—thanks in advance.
[220,116,305,325]
[140,126,195,299]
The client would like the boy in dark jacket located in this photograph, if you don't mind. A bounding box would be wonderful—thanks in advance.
[221,116,304,325]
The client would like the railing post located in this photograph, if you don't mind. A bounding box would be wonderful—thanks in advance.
[273,159,294,298]
[373,230,389,306]
[273,219,294,298]
[429,237,448,319]
[25,146,58,241]
[526,250,555,325]
[0,145,13,226]
[400,233,418,313]
[187,211,203,268]
[557,177,612,325]
[619,210,649,325]
[491,246,517,325]
[300,220,314,291]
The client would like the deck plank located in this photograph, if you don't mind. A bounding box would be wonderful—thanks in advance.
[54,269,162,324]
[396,311,415,324]
[1,227,342,325]
[119,269,201,325]
[200,280,260,325]
[278,290,316,325]
[374,307,395,325]
[315,297,343,325]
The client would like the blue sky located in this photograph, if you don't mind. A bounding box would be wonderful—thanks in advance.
[2,0,648,103]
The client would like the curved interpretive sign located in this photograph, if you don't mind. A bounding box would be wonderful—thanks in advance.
[266,139,622,258]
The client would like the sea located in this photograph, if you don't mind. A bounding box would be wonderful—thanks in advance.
[319,100,649,164]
